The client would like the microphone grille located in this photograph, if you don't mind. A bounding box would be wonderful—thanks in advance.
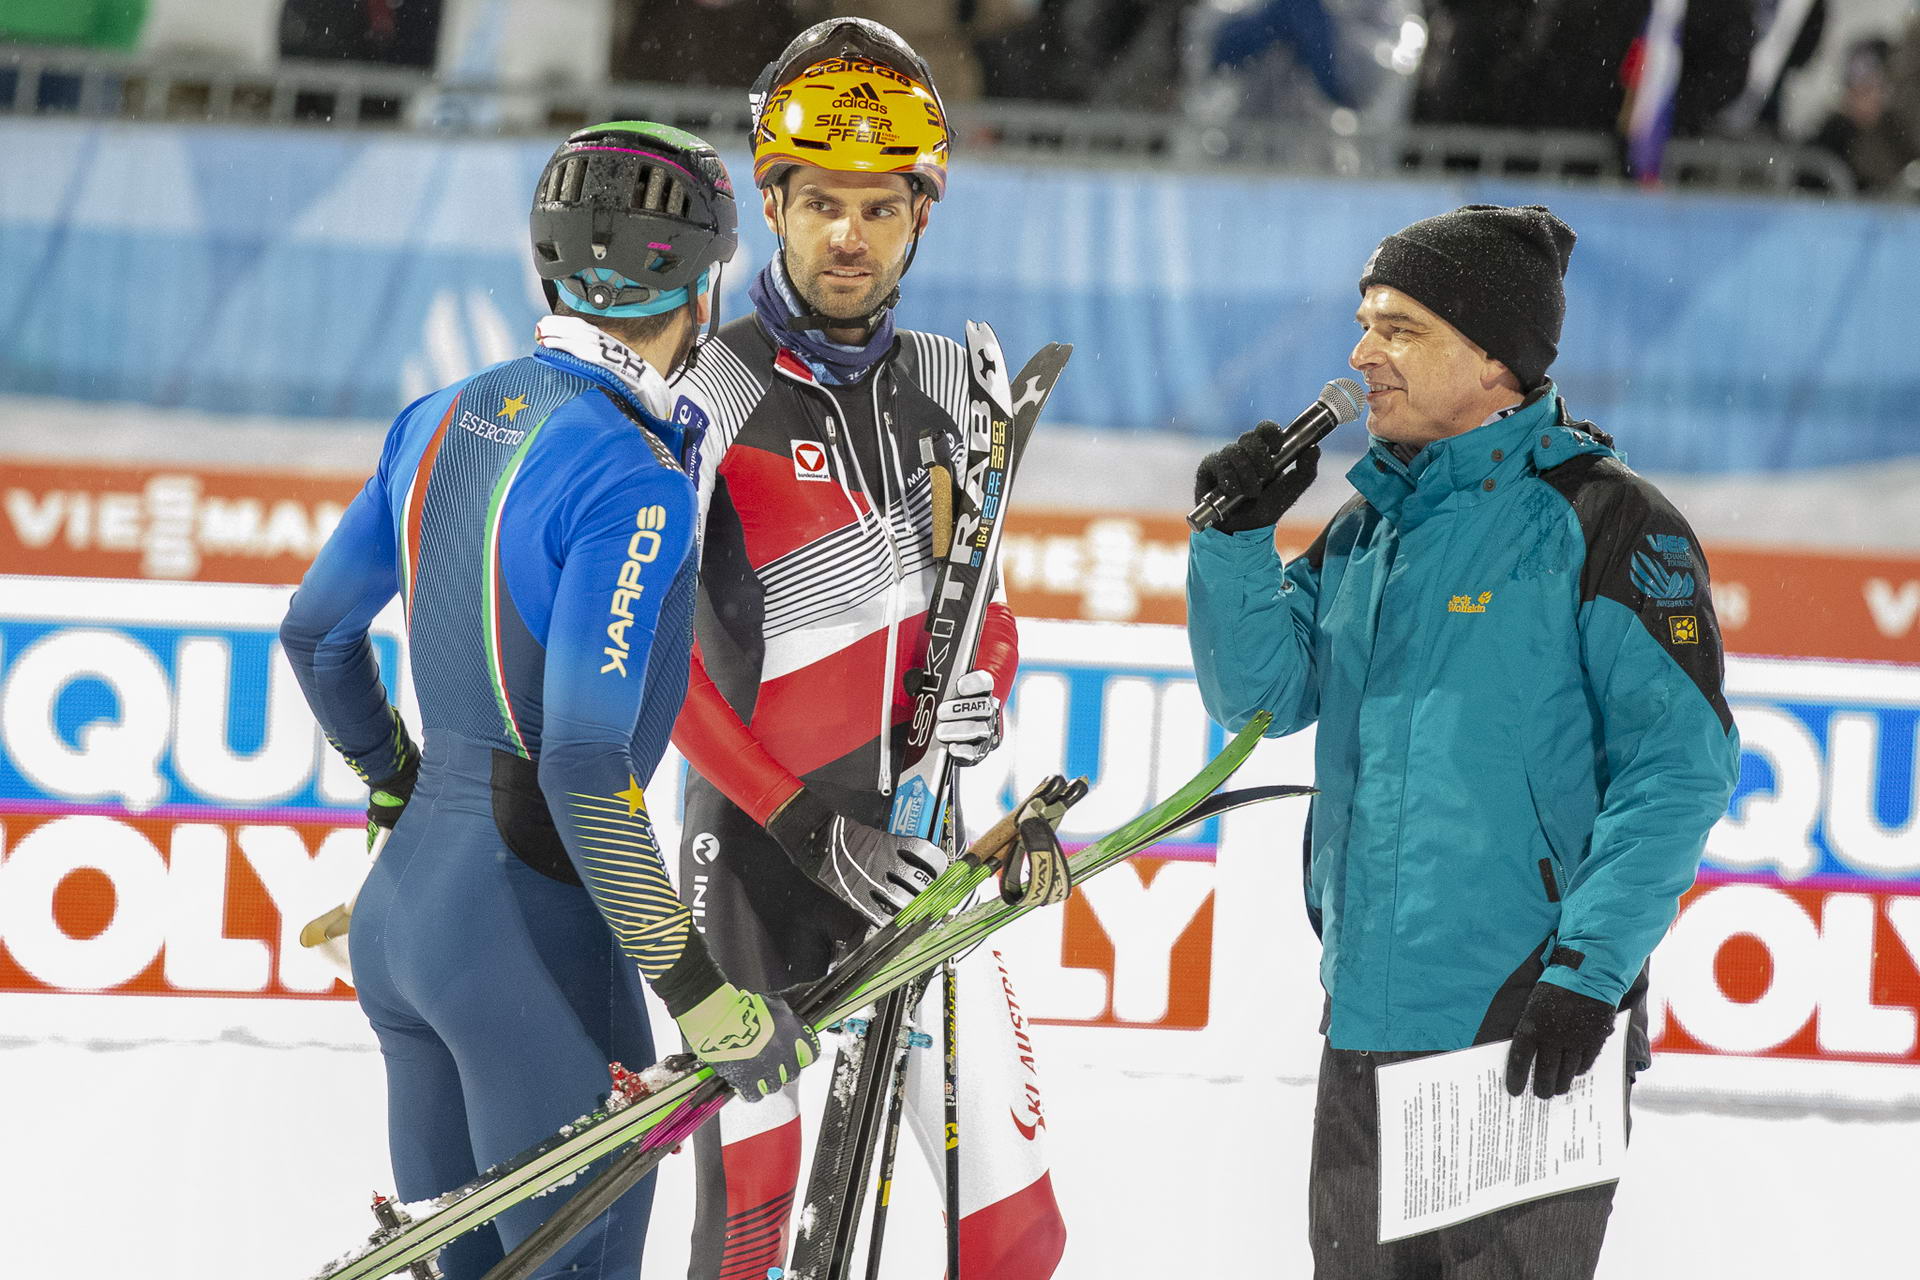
[1320,378,1365,424]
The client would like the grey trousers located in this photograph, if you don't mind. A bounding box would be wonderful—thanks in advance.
[1308,1042,1626,1279]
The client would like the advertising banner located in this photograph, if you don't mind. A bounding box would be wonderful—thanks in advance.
[999,510,1920,665]
[1658,655,1920,1091]
[10,460,1919,664]
[3,459,1918,1101]
[0,459,354,584]
[0,576,408,1001]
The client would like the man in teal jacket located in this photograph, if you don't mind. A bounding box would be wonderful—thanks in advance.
[1186,205,1738,1278]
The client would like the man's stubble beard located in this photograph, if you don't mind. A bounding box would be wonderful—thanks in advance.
[788,250,905,325]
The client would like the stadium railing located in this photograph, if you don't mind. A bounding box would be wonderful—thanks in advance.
[0,44,1861,197]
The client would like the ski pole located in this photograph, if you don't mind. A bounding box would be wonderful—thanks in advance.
[858,984,927,1280]
[943,959,962,1280]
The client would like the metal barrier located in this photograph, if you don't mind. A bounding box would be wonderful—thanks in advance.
[0,44,1860,196]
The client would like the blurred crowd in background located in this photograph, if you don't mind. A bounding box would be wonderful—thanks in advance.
[2,0,1918,194]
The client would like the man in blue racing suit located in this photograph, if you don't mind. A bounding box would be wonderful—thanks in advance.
[280,123,815,1280]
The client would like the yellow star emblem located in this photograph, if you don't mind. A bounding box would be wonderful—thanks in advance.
[499,394,528,423]
[614,775,648,817]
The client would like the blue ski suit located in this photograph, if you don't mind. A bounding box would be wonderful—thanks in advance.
[281,317,728,1280]
[1188,390,1739,1056]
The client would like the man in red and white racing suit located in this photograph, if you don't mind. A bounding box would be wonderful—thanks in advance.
[665,17,1070,1280]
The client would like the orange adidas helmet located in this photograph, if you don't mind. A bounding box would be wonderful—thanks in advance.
[749,18,949,200]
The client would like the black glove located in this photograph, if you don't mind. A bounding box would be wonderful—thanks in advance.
[365,749,419,847]
[1505,982,1618,1099]
[1192,425,1321,533]
[766,788,943,925]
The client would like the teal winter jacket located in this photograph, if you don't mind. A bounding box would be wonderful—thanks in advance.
[1187,390,1738,1053]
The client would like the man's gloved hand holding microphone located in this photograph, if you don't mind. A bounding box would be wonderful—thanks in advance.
[1187,378,1363,534]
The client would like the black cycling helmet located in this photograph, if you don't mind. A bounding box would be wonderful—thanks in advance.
[530,121,738,319]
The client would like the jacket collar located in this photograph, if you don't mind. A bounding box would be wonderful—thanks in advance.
[1347,385,1612,528]
[531,315,698,459]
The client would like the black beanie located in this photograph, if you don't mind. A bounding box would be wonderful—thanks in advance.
[1357,204,1576,391]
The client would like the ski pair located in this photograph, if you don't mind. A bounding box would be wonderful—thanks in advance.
[476,729,1302,1280]
[316,770,1068,1280]
[792,324,1067,1280]
[305,714,1303,1280]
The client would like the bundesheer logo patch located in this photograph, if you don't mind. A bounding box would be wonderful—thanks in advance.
[792,440,830,483]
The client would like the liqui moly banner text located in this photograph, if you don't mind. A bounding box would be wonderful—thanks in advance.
[2,546,1918,1100]
[0,576,409,999]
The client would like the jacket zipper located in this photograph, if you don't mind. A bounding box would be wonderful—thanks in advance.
[870,372,910,799]
[810,378,907,797]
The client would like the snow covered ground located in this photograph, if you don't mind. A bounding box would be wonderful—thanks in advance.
[4,983,1915,1278]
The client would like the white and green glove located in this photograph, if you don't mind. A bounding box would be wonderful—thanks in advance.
[676,983,818,1101]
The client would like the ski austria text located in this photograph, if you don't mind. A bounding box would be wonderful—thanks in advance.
[0,579,1917,1101]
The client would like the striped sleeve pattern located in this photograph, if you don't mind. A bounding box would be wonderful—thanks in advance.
[562,787,695,982]
[680,335,767,526]
[899,330,971,441]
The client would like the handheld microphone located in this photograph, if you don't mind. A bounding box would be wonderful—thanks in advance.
[1187,378,1366,533]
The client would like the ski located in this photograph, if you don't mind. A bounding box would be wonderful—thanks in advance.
[786,975,918,1280]
[479,771,1301,1280]
[794,324,1069,1280]
[478,774,1088,1280]
[842,777,1312,1010]
[308,714,1300,1280]
[889,324,1066,843]
[480,771,1308,1280]
[940,958,962,1280]
[859,974,927,1280]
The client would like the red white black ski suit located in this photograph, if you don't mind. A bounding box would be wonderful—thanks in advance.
[668,313,1066,1279]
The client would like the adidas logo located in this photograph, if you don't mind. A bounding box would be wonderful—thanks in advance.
[830,81,885,111]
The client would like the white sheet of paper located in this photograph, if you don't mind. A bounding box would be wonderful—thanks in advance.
[1375,1011,1630,1243]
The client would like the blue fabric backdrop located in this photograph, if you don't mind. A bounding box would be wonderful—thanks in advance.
[2,117,1914,474]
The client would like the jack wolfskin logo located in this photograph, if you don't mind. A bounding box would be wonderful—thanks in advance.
[1670,615,1700,644]
[1632,549,1696,606]
[1447,591,1493,614]
[1646,533,1693,566]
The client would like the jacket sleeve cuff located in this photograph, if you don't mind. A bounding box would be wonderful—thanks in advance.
[766,786,833,868]
[1541,963,1621,1006]
[977,602,1020,704]
[650,926,729,1018]
[1189,525,1285,579]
